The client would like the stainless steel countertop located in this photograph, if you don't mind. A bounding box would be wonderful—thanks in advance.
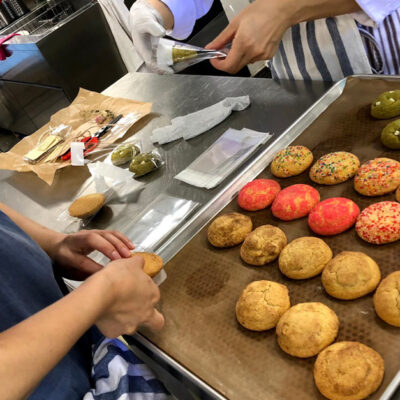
[0,72,332,398]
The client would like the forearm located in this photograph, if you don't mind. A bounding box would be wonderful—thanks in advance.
[0,203,65,260]
[0,273,109,400]
[288,0,361,25]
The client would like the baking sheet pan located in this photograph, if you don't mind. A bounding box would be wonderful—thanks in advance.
[142,76,400,400]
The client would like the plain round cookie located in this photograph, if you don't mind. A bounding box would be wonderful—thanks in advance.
[238,179,281,211]
[236,280,290,331]
[374,271,400,327]
[271,184,320,221]
[309,152,360,185]
[68,193,106,219]
[240,225,287,266]
[207,213,253,248]
[276,302,339,358]
[308,197,360,236]
[354,158,400,196]
[132,252,163,277]
[322,252,381,300]
[371,89,400,119]
[279,237,332,279]
[356,201,400,244]
[314,341,384,400]
[271,146,313,178]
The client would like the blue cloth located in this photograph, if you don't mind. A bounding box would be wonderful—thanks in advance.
[0,210,92,400]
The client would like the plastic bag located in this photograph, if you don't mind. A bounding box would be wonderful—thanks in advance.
[57,161,144,232]
[175,128,272,189]
[155,38,227,73]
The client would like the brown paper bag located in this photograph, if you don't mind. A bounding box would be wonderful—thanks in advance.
[0,88,152,185]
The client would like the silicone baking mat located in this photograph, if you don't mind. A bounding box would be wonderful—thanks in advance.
[142,77,400,400]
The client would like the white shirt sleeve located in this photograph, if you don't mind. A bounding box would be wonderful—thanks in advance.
[161,0,214,40]
[353,0,400,26]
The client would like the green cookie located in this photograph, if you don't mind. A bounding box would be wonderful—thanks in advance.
[381,119,400,149]
[371,90,400,119]
[129,153,161,177]
[111,144,140,166]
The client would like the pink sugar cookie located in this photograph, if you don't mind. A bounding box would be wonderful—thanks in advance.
[272,184,320,221]
[238,179,281,211]
[308,197,360,236]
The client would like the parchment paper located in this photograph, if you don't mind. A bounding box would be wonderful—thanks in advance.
[0,88,152,185]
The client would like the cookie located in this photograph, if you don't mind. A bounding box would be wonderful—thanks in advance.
[279,237,332,279]
[271,184,320,221]
[354,158,400,196]
[271,146,313,178]
[322,252,381,300]
[396,186,400,202]
[235,280,290,331]
[308,197,360,236]
[371,89,400,119]
[314,342,384,400]
[207,213,252,248]
[68,193,106,219]
[132,252,163,278]
[309,152,360,185]
[238,179,281,211]
[373,270,400,327]
[240,225,287,266]
[381,119,400,149]
[276,302,339,358]
[356,201,400,244]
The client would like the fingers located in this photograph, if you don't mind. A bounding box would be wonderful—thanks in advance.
[73,255,103,280]
[143,308,165,331]
[210,36,248,74]
[83,232,128,261]
[130,254,145,270]
[98,231,133,258]
[206,22,236,51]
[107,231,135,250]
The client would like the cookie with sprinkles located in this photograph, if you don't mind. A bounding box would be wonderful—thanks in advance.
[354,158,400,196]
[309,152,360,185]
[356,201,400,245]
[308,197,360,236]
[271,146,313,178]
[396,186,400,202]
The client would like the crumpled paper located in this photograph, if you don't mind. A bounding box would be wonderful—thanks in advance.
[150,95,250,144]
[0,88,152,185]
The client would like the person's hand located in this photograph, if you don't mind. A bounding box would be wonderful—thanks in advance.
[93,255,164,337]
[206,0,295,74]
[51,230,134,280]
[130,0,173,73]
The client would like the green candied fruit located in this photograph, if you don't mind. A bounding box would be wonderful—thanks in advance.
[371,90,400,119]
[381,119,400,149]
[172,47,198,64]
[129,153,161,177]
[111,144,140,166]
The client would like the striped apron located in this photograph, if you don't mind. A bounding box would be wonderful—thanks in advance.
[270,11,400,81]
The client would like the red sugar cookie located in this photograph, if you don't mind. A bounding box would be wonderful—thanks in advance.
[271,184,320,221]
[356,201,400,245]
[308,197,360,236]
[238,179,281,211]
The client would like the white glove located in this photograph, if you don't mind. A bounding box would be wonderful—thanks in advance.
[130,0,173,73]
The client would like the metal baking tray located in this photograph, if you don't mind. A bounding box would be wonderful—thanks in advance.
[132,75,400,400]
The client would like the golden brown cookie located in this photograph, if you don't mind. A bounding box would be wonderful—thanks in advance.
[276,302,339,358]
[235,280,290,331]
[207,213,252,248]
[271,146,313,178]
[309,152,360,185]
[240,225,287,266]
[322,252,381,300]
[314,341,384,400]
[396,186,400,202]
[279,237,332,279]
[132,252,163,278]
[373,270,400,327]
[68,193,106,219]
[354,158,400,196]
